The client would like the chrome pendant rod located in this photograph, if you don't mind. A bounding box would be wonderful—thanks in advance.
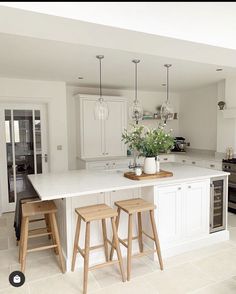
[132,59,140,103]
[164,64,172,103]
[96,55,104,101]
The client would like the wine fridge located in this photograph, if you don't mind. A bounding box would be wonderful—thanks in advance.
[210,177,227,233]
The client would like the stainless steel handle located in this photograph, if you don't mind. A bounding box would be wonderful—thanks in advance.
[188,185,191,189]
[44,154,48,163]
[210,164,215,168]
[178,187,181,190]
[192,161,196,165]
[182,160,186,163]
[163,158,168,161]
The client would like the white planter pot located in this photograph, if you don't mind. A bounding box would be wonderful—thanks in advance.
[144,157,156,174]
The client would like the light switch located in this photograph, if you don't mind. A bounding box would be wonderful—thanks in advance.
[57,145,62,150]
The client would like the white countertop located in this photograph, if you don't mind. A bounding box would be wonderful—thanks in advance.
[28,163,229,201]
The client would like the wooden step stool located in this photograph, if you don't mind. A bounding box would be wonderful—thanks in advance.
[71,204,126,294]
[19,200,65,273]
[110,198,164,281]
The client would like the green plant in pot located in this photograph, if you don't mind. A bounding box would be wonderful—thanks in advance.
[122,124,175,174]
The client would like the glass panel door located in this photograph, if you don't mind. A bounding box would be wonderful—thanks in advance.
[1,106,47,212]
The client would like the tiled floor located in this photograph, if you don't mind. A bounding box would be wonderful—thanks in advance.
[0,213,236,294]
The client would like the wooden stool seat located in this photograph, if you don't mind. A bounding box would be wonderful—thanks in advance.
[19,200,65,274]
[72,203,125,294]
[110,198,163,281]
[76,204,117,222]
[115,198,156,214]
[22,201,57,217]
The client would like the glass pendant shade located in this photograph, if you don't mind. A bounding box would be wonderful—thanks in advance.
[129,100,143,123]
[94,55,109,120]
[94,98,109,120]
[160,100,174,124]
[161,64,174,125]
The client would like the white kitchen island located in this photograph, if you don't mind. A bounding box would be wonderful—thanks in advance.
[28,163,229,271]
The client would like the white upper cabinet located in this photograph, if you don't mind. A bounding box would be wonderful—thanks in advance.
[78,95,127,159]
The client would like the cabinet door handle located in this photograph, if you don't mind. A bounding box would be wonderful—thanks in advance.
[178,187,181,190]
[210,164,215,168]
[192,161,196,165]
[163,158,168,161]
[182,160,186,163]
[188,185,191,189]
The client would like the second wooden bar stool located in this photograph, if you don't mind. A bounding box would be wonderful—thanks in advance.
[71,203,126,294]
[110,198,164,281]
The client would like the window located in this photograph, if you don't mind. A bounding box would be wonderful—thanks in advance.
[5,120,20,143]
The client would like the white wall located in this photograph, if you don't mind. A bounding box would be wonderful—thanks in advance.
[179,84,218,151]
[67,86,180,170]
[0,78,68,172]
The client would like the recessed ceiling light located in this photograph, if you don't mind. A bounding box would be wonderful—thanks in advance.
[216,68,223,72]
[77,76,84,80]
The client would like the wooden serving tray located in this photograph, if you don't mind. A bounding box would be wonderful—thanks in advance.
[124,170,173,181]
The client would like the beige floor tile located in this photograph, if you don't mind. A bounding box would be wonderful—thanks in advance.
[228,213,236,228]
[92,257,155,288]
[0,218,7,227]
[11,255,62,282]
[163,241,234,269]
[0,237,8,250]
[191,277,236,294]
[142,263,214,294]
[0,284,30,294]
[93,277,159,294]
[193,248,236,281]
[229,227,236,243]
[29,269,100,294]
[0,266,11,290]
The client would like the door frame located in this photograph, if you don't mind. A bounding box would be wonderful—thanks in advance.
[0,103,48,213]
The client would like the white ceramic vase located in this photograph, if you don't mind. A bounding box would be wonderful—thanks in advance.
[144,157,156,174]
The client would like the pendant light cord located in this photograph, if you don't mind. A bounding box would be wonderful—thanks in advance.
[135,61,137,103]
[99,58,102,100]
[166,65,169,103]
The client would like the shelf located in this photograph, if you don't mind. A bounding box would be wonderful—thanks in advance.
[142,113,178,121]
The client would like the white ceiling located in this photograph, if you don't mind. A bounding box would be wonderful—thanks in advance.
[2,2,236,50]
[0,32,236,92]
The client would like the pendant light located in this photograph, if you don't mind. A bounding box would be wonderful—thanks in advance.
[129,59,143,124]
[94,55,109,120]
[161,64,174,125]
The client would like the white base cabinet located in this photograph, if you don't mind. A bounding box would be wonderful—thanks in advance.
[155,180,210,247]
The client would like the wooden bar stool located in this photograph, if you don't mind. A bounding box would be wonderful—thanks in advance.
[19,200,65,273]
[71,204,126,294]
[110,198,163,281]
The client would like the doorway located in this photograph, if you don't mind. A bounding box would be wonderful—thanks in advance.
[0,104,48,213]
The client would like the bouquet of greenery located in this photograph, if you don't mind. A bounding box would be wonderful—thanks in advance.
[122,124,175,157]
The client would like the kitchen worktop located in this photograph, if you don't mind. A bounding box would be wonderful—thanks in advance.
[28,163,229,201]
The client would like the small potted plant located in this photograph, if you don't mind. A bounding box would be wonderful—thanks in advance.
[122,124,174,174]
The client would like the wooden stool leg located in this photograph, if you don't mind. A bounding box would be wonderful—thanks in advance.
[127,213,133,281]
[150,210,164,270]
[102,219,109,262]
[71,216,81,271]
[21,216,29,273]
[50,213,65,273]
[83,222,90,294]
[111,217,126,282]
[18,216,25,263]
[137,212,144,253]
[44,214,51,240]
[110,207,121,261]
[49,213,59,255]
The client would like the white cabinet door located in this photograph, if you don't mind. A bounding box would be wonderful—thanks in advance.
[104,100,126,157]
[184,181,209,238]
[155,184,183,244]
[81,99,104,158]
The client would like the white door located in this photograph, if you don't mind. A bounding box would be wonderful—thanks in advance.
[184,180,209,238]
[104,100,126,157]
[0,104,48,213]
[155,184,183,244]
[80,99,104,158]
